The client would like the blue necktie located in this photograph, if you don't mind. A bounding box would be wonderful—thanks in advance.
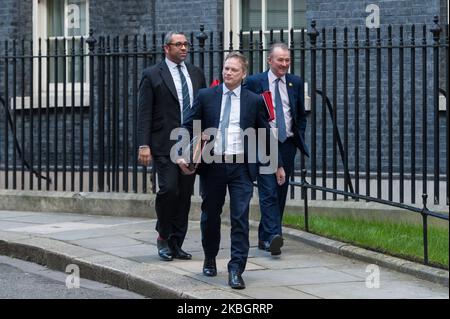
[275,78,287,143]
[220,91,234,153]
[177,64,191,123]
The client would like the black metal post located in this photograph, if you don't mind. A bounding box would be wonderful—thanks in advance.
[290,28,295,200]
[332,28,337,200]
[29,40,34,190]
[321,28,327,200]
[421,194,429,265]
[46,39,51,190]
[301,169,309,232]
[343,27,349,201]
[132,35,138,193]
[141,35,148,193]
[98,36,106,192]
[388,26,393,201]
[12,40,17,190]
[71,36,76,191]
[376,28,381,199]
[430,16,441,205]
[300,29,306,182]
[364,27,370,199]
[422,25,428,198]
[308,20,319,200]
[80,37,86,192]
[196,25,208,78]
[54,38,59,191]
[209,31,214,85]
[446,24,449,206]
[87,29,97,192]
[399,25,405,203]
[20,39,25,190]
[3,40,9,189]
[122,36,130,193]
[62,38,67,191]
[354,27,360,199]
[411,25,416,204]
[258,30,263,73]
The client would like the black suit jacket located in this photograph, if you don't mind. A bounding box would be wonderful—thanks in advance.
[137,60,206,156]
[183,85,277,181]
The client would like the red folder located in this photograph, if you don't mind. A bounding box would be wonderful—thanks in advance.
[261,90,275,122]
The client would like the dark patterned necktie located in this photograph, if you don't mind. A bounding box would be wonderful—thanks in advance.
[275,78,287,143]
[177,64,190,123]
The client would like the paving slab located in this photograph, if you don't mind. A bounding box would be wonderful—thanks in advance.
[290,280,450,299]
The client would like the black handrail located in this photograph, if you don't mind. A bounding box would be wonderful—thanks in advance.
[0,94,50,182]
[316,89,354,194]
[296,169,448,266]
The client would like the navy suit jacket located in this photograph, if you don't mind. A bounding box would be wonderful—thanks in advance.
[244,71,310,157]
[183,84,275,181]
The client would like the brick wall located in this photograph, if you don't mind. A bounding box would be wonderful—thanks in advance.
[90,0,155,36]
[154,0,223,34]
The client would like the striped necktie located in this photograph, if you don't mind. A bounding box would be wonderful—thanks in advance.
[275,78,287,143]
[177,64,191,123]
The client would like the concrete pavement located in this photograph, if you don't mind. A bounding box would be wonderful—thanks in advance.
[0,255,145,299]
[0,210,448,299]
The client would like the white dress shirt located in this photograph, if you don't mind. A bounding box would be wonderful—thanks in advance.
[165,58,194,116]
[215,84,244,155]
[268,69,294,138]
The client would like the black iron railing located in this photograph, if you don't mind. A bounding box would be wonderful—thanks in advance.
[0,19,448,209]
[296,169,449,266]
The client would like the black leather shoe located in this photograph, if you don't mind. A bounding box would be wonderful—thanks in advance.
[157,239,173,261]
[268,235,283,256]
[172,245,192,260]
[258,240,270,251]
[228,270,245,289]
[203,258,217,277]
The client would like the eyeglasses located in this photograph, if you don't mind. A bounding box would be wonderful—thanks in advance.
[167,42,191,48]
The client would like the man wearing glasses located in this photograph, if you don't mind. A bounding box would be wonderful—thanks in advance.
[137,31,206,261]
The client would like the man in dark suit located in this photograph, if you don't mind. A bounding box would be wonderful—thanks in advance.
[179,52,283,289]
[137,31,206,261]
[245,42,309,256]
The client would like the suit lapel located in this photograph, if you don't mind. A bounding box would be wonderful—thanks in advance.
[239,88,247,129]
[260,71,270,92]
[185,63,199,93]
[286,74,297,119]
[212,85,223,129]
[160,61,179,103]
